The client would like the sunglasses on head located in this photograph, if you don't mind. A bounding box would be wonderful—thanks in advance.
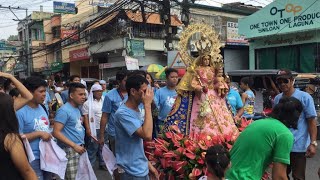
[276,78,290,84]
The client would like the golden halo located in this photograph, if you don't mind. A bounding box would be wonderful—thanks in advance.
[178,23,223,67]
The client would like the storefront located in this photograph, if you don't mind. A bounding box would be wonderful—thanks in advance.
[239,0,320,72]
[69,47,99,79]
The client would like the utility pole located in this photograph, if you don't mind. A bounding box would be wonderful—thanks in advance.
[162,0,172,51]
[0,5,29,76]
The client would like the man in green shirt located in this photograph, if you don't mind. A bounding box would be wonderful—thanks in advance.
[226,97,302,180]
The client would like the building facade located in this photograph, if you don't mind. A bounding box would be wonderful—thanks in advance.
[239,0,320,72]
[188,3,260,73]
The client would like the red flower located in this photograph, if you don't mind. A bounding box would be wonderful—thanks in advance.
[163,151,176,158]
[154,148,163,156]
[197,158,205,164]
[172,161,187,173]
[165,132,173,139]
[185,152,196,160]
[192,167,202,177]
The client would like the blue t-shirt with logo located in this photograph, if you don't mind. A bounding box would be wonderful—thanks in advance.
[102,88,128,137]
[243,90,255,119]
[227,89,243,116]
[274,89,317,152]
[17,105,50,159]
[154,86,177,121]
[54,102,85,147]
[115,104,148,177]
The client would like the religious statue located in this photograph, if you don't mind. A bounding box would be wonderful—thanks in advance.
[163,24,239,140]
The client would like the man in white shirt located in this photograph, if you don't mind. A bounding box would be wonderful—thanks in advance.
[82,84,106,169]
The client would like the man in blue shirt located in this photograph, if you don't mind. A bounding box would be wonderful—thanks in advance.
[115,75,158,179]
[60,75,81,104]
[16,76,52,180]
[225,76,243,120]
[53,83,86,180]
[154,68,178,134]
[99,70,128,179]
[274,69,317,180]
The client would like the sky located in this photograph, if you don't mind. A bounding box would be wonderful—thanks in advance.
[0,0,272,40]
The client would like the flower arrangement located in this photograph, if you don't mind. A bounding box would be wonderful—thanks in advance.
[145,118,253,179]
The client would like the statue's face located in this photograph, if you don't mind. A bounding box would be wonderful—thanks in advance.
[202,55,210,66]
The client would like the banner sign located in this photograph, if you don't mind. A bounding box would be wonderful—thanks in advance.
[61,29,79,40]
[0,42,16,51]
[239,0,320,38]
[53,1,76,14]
[125,56,139,70]
[226,22,248,45]
[126,39,145,57]
[69,48,89,62]
[51,61,63,72]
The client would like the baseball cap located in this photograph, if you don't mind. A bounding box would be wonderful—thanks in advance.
[99,80,107,85]
[91,84,103,92]
[276,69,294,79]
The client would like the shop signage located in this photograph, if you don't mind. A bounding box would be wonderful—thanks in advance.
[125,56,139,70]
[239,0,320,38]
[126,39,145,57]
[53,1,76,14]
[263,33,314,46]
[61,29,79,40]
[69,48,89,62]
[89,0,114,7]
[0,42,16,51]
[31,11,54,21]
[226,22,248,45]
[99,63,112,69]
[51,61,63,72]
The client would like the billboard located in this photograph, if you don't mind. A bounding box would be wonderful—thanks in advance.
[226,22,248,45]
[31,11,54,20]
[61,29,79,40]
[53,1,76,14]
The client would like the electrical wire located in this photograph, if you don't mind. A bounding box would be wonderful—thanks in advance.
[25,0,132,60]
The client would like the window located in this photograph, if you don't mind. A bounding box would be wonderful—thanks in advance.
[32,29,43,40]
[256,43,318,72]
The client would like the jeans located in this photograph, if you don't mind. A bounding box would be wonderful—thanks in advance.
[30,159,52,180]
[86,129,108,166]
[120,172,150,180]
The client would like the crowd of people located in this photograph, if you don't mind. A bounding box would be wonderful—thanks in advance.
[0,66,319,180]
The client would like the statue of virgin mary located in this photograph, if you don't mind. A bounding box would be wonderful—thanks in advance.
[163,24,239,141]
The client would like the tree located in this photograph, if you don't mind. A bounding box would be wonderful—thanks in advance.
[7,35,18,41]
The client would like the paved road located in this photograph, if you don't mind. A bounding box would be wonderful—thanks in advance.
[94,141,320,179]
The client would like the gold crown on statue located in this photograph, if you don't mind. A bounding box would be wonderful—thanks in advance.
[195,35,212,56]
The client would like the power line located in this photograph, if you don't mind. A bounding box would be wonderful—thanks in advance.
[24,0,132,60]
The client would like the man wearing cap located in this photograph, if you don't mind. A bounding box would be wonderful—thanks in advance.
[99,80,108,97]
[274,69,317,180]
[82,84,106,169]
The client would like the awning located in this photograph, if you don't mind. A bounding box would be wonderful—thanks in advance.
[126,11,182,26]
[85,12,119,31]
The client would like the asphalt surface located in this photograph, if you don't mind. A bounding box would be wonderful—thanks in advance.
[94,141,320,180]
